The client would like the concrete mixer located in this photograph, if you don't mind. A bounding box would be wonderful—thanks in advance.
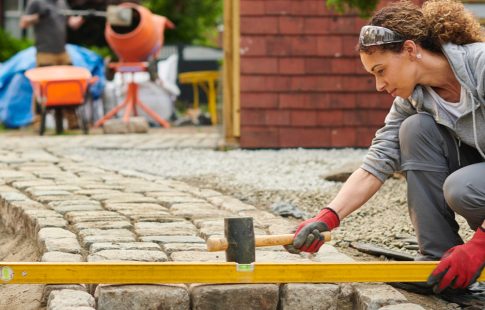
[96,3,174,128]
[105,3,174,62]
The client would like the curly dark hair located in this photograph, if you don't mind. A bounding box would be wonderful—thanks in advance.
[359,0,484,54]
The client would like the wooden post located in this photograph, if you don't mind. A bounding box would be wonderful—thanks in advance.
[223,0,240,144]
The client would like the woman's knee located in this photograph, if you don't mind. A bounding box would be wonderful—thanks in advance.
[399,114,437,149]
[444,168,485,229]
[443,173,467,213]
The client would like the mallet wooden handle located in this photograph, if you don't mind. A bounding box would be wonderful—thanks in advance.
[206,232,332,252]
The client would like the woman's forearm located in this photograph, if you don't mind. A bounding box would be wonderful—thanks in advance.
[327,168,383,219]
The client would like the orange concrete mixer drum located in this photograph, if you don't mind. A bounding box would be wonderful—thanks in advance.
[105,3,175,62]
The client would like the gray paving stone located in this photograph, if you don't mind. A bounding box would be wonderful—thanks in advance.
[90,242,160,253]
[73,221,133,232]
[170,251,225,262]
[145,191,188,198]
[38,227,76,240]
[134,221,197,236]
[48,200,101,208]
[36,195,89,204]
[207,196,256,213]
[190,284,279,310]
[35,217,69,230]
[27,185,82,193]
[140,235,205,245]
[353,283,408,310]
[42,284,87,307]
[157,196,207,208]
[81,235,137,248]
[50,203,104,214]
[104,196,158,204]
[11,179,56,190]
[378,304,426,310]
[0,169,34,182]
[123,212,174,222]
[96,284,189,310]
[87,250,168,262]
[170,203,231,219]
[78,228,135,238]
[280,283,340,310]
[47,289,95,310]
[41,251,83,262]
[74,189,122,196]
[161,243,208,254]
[103,202,167,212]
[65,211,127,223]
[42,238,82,254]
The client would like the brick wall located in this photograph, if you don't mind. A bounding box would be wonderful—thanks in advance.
[239,0,395,148]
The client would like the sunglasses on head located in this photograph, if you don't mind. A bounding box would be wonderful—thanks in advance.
[359,25,405,47]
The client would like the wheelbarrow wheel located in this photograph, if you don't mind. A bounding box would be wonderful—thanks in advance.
[76,105,89,135]
[39,106,47,136]
[55,108,64,135]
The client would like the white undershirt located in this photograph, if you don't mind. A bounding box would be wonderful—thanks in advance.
[424,86,468,123]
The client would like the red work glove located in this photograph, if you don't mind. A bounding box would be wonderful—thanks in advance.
[286,208,340,254]
[427,227,485,293]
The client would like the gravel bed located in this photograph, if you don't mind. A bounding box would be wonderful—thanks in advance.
[66,147,473,260]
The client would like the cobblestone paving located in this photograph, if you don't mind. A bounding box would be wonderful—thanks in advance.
[0,130,447,309]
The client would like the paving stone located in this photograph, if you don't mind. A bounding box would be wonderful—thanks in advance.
[50,203,104,214]
[161,243,208,254]
[170,203,231,219]
[157,196,207,208]
[190,284,279,310]
[35,217,69,230]
[42,238,82,254]
[0,170,33,183]
[74,189,122,197]
[41,251,83,262]
[104,203,167,212]
[11,179,55,190]
[180,188,222,199]
[170,251,225,262]
[78,228,135,239]
[38,227,76,240]
[206,196,257,213]
[96,284,189,310]
[123,185,170,193]
[353,283,408,310]
[36,195,89,204]
[134,221,197,236]
[310,244,355,262]
[89,193,145,201]
[280,283,340,310]
[378,304,426,310]
[81,184,125,190]
[65,211,127,223]
[104,196,158,204]
[0,191,30,203]
[42,284,87,307]
[87,250,168,262]
[90,242,161,253]
[124,212,175,222]
[255,251,313,262]
[48,200,101,208]
[140,235,205,245]
[73,221,133,232]
[26,185,82,193]
[47,289,95,310]
[145,191,188,198]
[81,235,137,248]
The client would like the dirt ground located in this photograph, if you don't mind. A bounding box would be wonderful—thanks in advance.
[0,222,43,310]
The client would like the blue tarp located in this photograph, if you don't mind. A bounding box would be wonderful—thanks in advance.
[0,45,105,128]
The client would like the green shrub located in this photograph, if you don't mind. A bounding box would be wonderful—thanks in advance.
[0,28,33,62]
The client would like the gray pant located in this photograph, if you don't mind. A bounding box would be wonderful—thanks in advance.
[399,113,485,260]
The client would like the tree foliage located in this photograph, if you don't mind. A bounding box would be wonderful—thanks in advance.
[142,0,223,47]
[326,0,380,17]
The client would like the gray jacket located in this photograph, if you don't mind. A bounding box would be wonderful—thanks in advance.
[362,43,485,182]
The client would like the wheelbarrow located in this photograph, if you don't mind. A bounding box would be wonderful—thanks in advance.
[25,66,98,135]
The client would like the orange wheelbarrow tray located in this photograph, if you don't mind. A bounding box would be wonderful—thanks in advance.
[25,65,99,108]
